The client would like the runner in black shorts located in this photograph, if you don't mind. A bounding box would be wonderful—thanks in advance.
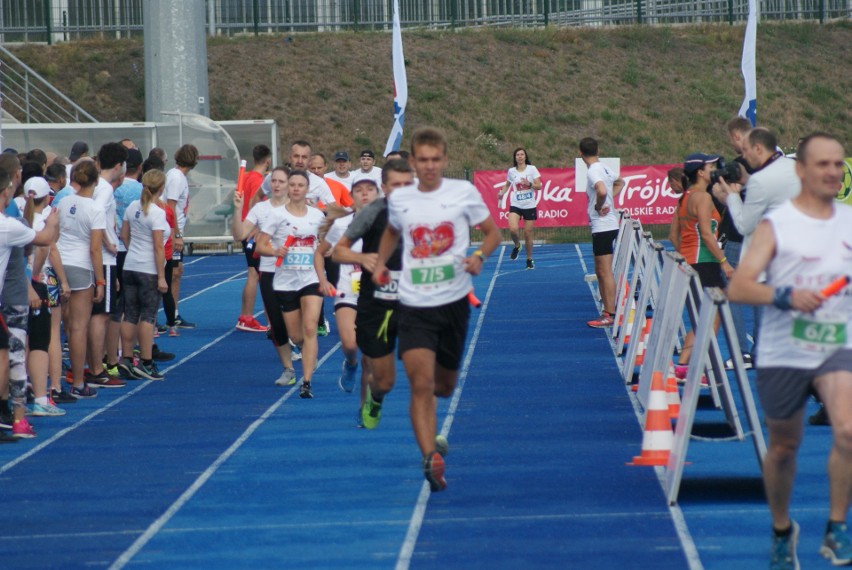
[373,128,502,492]
[333,159,414,429]
[497,148,541,269]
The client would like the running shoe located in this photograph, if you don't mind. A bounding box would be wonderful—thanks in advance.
[289,340,302,361]
[152,344,175,362]
[156,323,168,334]
[361,390,383,430]
[236,316,266,332]
[30,401,66,417]
[586,311,615,328]
[510,245,521,261]
[131,361,164,381]
[117,358,140,380]
[435,435,449,458]
[70,384,98,399]
[103,361,121,378]
[0,406,12,429]
[338,359,358,393]
[423,451,447,492]
[299,380,313,399]
[821,521,852,565]
[674,365,709,387]
[317,317,330,337]
[51,388,77,404]
[770,520,799,570]
[175,315,197,329]
[526,259,535,270]
[12,418,36,439]
[0,430,18,444]
[724,353,753,370]
[274,368,297,386]
[85,370,126,389]
[168,326,180,337]
[809,404,830,426]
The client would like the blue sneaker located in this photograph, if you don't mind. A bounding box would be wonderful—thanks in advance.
[821,521,852,565]
[338,359,358,393]
[770,520,799,570]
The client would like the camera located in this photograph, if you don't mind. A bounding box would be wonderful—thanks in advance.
[709,157,742,185]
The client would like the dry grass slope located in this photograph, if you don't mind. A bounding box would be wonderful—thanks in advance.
[9,21,852,170]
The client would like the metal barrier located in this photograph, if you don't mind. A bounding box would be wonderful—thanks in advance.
[1,0,847,43]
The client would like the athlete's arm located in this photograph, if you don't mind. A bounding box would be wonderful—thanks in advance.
[313,240,332,295]
[463,216,500,276]
[332,235,378,272]
[373,225,401,285]
[594,181,610,215]
[253,232,277,257]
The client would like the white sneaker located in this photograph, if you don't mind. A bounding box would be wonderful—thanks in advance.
[274,368,297,386]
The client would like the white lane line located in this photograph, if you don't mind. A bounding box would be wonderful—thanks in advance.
[0,304,257,476]
[395,246,506,570]
[574,243,704,570]
[182,256,209,266]
[109,342,342,570]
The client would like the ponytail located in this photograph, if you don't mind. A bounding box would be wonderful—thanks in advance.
[23,195,35,227]
[140,169,166,216]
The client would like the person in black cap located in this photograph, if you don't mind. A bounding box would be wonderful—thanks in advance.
[357,149,383,187]
[326,151,353,189]
[68,141,88,163]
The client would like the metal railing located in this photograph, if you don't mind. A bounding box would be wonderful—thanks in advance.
[0,0,848,43]
[0,44,98,123]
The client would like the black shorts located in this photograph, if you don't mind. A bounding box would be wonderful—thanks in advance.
[398,296,470,371]
[92,265,119,315]
[592,229,619,257]
[0,313,8,350]
[28,281,51,352]
[691,262,725,289]
[356,297,399,359]
[242,239,260,271]
[276,283,323,313]
[509,206,537,221]
[122,270,161,325]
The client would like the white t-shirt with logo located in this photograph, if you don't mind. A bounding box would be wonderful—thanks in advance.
[164,167,190,231]
[56,194,107,271]
[388,178,490,308]
[123,200,171,275]
[325,215,361,306]
[93,177,118,266]
[0,216,36,298]
[325,171,353,190]
[507,165,540,210]
[247,200,288,274]
[268,206,325,292]
[586,161,620,234]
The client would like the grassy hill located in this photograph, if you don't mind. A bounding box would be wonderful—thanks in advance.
[8,21,852,170]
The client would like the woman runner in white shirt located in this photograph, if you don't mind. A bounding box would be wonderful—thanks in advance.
[232,166,296,387]
[315,176,380,405]
[118,169,170,381]
[56,161,106,399]
[497,147,541,269]
[255,170,329,399]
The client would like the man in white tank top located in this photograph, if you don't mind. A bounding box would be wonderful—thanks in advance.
[728,133,852,570]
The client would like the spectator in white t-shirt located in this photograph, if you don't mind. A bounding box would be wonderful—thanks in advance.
[580,137,625,329]
[325,151,353,190]
[355,149,384,187]
[118,169,170,381]
[55,161,106,399]
[164,144,199,329]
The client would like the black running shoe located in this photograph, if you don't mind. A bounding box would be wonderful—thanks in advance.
[526,259,535,270]
[510,245,520,261]
[0,430,18,444]
[51,388,77,404]
[300,381,313,399]
[174,315,197,329]
[152,344,175,362]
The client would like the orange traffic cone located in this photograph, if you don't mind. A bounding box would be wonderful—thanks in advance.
[634,317,652,366]
[629,371,673,466]
[665,366,681,420]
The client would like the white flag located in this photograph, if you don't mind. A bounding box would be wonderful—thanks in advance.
[383,0,408,157]
[738,0,757,126]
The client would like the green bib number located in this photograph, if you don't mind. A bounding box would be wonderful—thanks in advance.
[791,317,846,352]
[411,264,455,285]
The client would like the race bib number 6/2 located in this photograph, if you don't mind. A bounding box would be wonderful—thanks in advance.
[791,316,847,352]
[409,254,455,289]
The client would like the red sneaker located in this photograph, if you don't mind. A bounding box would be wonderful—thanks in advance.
[236,315,267,332]
[587,312,615,329]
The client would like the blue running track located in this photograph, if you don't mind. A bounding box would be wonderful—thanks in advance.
[0,245,835,569]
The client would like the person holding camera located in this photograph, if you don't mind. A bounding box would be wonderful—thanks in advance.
[713,127,801,369]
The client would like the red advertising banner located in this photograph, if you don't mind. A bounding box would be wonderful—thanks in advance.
[474,164,680,228]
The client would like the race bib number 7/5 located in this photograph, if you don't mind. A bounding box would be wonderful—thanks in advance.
[409,254,455,289]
